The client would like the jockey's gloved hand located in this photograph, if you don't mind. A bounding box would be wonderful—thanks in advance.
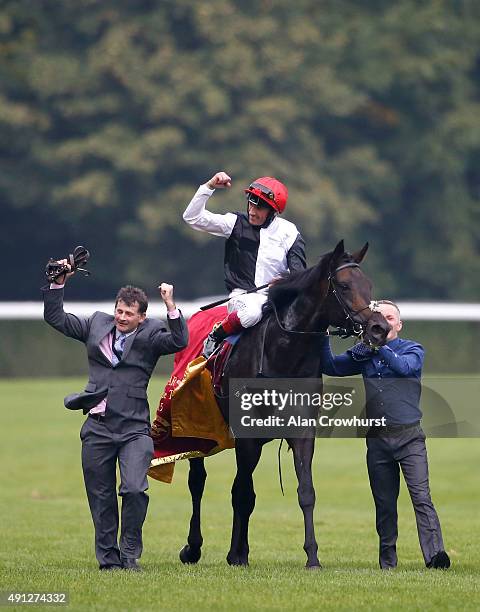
[348,342,378,362]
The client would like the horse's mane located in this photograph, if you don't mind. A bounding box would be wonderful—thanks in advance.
[264,249,354,313]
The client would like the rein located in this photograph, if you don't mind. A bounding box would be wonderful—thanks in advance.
[220,260,379,384]
[270,300,330,336]
[269,262,376,339]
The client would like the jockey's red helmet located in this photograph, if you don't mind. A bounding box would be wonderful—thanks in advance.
[245,177,288,214]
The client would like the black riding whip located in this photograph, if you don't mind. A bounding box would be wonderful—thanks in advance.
[200,283,270,311]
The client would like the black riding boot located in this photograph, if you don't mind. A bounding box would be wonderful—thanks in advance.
[202,324,229,358]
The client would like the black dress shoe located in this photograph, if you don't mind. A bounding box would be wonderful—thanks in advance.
[427,550,451,569]
[99,564,122,571]
[122,558,142,571]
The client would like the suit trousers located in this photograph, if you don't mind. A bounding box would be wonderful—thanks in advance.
[366,425,445,569]
[80,417,154,568]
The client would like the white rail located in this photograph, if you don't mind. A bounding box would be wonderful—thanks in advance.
[0,299,217,321]
[1,301,480,321]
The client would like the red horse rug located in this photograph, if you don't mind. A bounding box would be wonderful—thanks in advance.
[148,306,234,483]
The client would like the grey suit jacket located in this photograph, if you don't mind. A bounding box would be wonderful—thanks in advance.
[43,287,189,434]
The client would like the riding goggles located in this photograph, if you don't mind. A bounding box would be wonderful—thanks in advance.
[247,193,272,209]
[248,182,277,205]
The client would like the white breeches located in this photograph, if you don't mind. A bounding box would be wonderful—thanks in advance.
[227,290,268,328]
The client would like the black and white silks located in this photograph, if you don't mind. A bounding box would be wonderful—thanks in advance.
[183,184,306,327]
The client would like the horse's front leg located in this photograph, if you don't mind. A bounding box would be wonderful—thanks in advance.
[179,457,207,564]
[288,436,321,569]
[227,439,263,566]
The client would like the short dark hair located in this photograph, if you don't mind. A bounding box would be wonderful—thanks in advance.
[377,299,400,316]
[115,286,148,314]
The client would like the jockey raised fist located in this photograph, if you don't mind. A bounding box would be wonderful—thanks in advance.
[207,171,232,190]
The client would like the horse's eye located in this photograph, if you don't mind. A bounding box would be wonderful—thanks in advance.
[340,284,349,290]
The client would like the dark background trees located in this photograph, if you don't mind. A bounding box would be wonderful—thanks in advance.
[1,0,479,300]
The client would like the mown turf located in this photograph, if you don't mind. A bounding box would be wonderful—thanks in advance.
[1,378,479,611]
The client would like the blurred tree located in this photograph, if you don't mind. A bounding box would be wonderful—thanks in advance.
[0,0,479,300]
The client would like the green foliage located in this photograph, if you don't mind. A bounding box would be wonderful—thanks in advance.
[1,0,479,299]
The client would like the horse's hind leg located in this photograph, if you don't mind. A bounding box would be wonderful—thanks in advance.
[227,439,263,566]
[289,437,321,569]
[179,457,207,564]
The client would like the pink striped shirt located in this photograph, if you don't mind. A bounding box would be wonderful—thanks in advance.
[89,331,114,415]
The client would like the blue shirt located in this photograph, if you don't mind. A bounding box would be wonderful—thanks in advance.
[319,337,425,426]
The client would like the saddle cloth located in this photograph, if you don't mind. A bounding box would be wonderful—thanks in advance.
[149,306,235,483]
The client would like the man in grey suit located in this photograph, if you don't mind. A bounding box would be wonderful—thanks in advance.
[43,261,188,571]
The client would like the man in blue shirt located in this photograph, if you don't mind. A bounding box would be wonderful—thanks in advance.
[319,300,450,570]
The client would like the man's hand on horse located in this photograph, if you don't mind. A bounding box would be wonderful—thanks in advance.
[52,259,75,285]
[158,282,176,312]
[207,171,232,190]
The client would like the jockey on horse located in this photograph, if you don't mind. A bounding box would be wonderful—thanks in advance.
[183,171,306,356]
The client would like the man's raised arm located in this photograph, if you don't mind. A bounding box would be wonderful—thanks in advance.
[43,260,91,342]
[150,282,188,355]
[183,171,237,238]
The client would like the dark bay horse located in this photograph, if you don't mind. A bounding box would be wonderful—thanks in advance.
[179,240,389,568]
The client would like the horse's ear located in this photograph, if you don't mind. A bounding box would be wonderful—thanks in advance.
[325,240,345,272]
[352,242,369,263]
[331,240,345,262]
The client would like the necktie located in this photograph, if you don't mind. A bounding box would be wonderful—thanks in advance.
[112,333,127,365]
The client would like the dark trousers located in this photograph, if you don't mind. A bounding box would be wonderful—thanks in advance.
[366,425,445,569]
[80,417,154,568]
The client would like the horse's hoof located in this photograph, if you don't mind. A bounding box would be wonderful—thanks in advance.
[226,553,249,567]
[179,545,201,564]
[305,562,322,570]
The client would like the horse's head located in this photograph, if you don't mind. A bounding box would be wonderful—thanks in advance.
[323,240,390,347]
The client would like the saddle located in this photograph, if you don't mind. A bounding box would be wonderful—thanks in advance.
[206,334,242,398]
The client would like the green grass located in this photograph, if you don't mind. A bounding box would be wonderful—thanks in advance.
[1,378,479,611]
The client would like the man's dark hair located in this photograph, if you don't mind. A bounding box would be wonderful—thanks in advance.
[115,286,148,314]
[377,299,401,316]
